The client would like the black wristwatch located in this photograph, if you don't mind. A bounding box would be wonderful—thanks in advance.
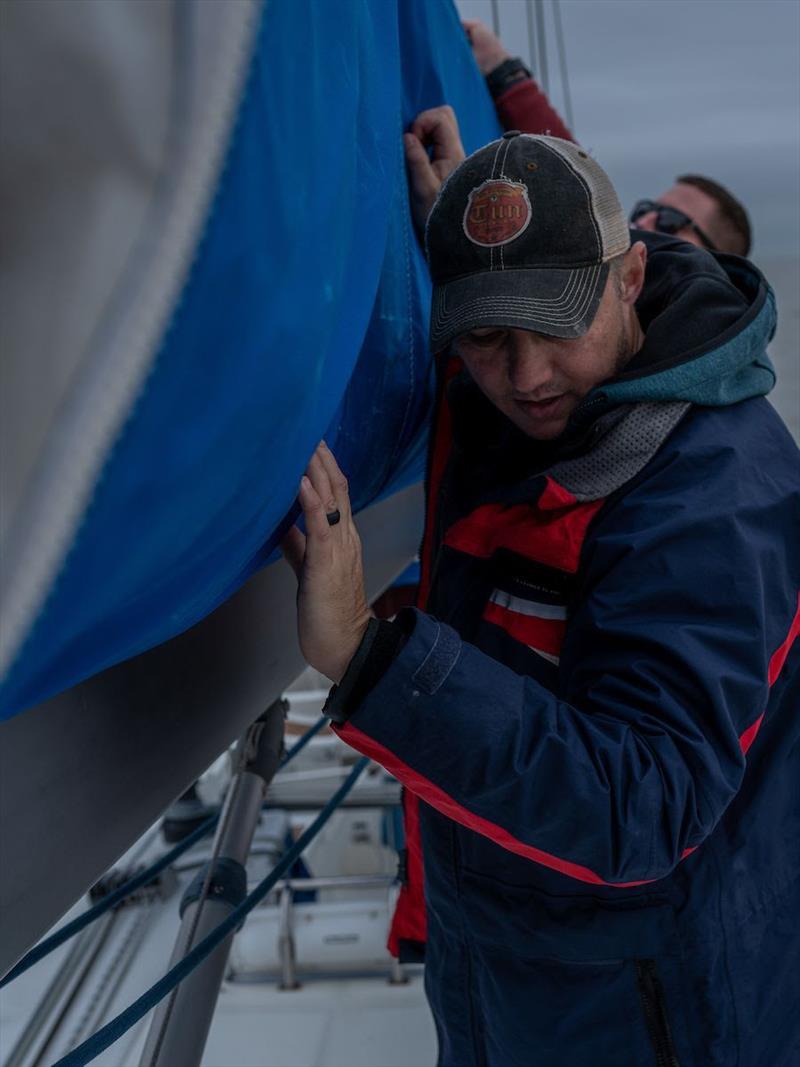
[486,57,532,99]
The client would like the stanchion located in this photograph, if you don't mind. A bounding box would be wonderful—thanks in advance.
[138,699,286,1067]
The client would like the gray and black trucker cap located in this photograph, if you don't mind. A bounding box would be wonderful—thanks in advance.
[426,132,630,350]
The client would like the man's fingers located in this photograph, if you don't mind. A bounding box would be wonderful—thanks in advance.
[410,106,461,159]
[403,131,430,168]
[404,134,438,190]
[281,525,306,578]
[404,131,442,233]
[404,107,464,236]
[307,449,337,514]
[318,441,352,521]
[308,440,351,522]
[298,475,333,561]
[459,18,508,73]
[410,107,465,184]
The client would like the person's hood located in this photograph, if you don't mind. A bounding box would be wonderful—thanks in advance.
[445,230,778,498]
[586,229,777,413]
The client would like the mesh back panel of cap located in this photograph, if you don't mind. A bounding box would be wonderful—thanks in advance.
[537,137,630,260]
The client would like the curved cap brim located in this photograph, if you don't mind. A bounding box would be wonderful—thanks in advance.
[429,262,609,351]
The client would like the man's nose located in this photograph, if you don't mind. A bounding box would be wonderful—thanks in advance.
[508,335,553,394]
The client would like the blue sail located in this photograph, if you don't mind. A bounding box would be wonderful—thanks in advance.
[0,0,500,718]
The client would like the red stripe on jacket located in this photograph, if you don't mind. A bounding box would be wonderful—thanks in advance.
[387,787,427,956]
[767,591,800,686]
[444,477,605,574]
[389,357,463,956]
[483,601,565,656]
[739,714,765,756]
[738,591,800,753]
[337,722,659,890]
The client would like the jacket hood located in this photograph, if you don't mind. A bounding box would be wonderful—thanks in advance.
[445,231,779,498]
[591,230,777,410]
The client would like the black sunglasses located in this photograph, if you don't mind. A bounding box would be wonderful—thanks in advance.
[629,199,718,253]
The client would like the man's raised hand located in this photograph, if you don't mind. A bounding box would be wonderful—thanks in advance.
[282,443,373,684]
[403,105,466,236]
[462,19,511,75]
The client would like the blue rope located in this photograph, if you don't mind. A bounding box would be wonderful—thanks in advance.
[53,756,368,1067]
[0,812,218,989]
[1,715,329,987]
[279,713,327,767]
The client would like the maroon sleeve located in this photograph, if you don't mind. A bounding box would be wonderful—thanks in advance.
[494,78,574,142]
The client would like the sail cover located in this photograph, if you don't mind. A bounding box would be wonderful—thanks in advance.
[0,0,499,719]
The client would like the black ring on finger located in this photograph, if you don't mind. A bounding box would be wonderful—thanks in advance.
[326,509,341,527]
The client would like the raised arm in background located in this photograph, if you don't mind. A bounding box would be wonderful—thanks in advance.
[463,18,574,141]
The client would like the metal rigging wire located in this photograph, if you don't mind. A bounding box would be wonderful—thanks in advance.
[525,1,538,83]
[552,0,576,133]
[490,0,500,37]
[534,0,549,96]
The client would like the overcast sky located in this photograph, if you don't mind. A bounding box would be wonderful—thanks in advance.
[457,0,800,259]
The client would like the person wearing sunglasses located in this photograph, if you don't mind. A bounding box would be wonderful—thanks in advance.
[464,19,752,257]
[629,177,751,256]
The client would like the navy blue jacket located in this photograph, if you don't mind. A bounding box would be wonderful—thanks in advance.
[328,235,800,1067]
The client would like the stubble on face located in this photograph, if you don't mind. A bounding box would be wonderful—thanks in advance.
[455,297,640,441]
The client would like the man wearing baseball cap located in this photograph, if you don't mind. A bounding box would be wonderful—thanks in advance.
[283,129,800,1066]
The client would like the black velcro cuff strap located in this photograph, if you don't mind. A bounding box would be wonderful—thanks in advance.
[323,618,407,724]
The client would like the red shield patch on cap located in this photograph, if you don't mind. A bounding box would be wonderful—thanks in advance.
[463,180,531,247]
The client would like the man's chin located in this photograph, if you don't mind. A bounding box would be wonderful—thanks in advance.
[523,421,569,440]
[509,395,575,439]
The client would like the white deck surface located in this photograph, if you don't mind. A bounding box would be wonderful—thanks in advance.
[203,975,436,1067]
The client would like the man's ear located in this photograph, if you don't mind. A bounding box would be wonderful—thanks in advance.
[620,241,647,305]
